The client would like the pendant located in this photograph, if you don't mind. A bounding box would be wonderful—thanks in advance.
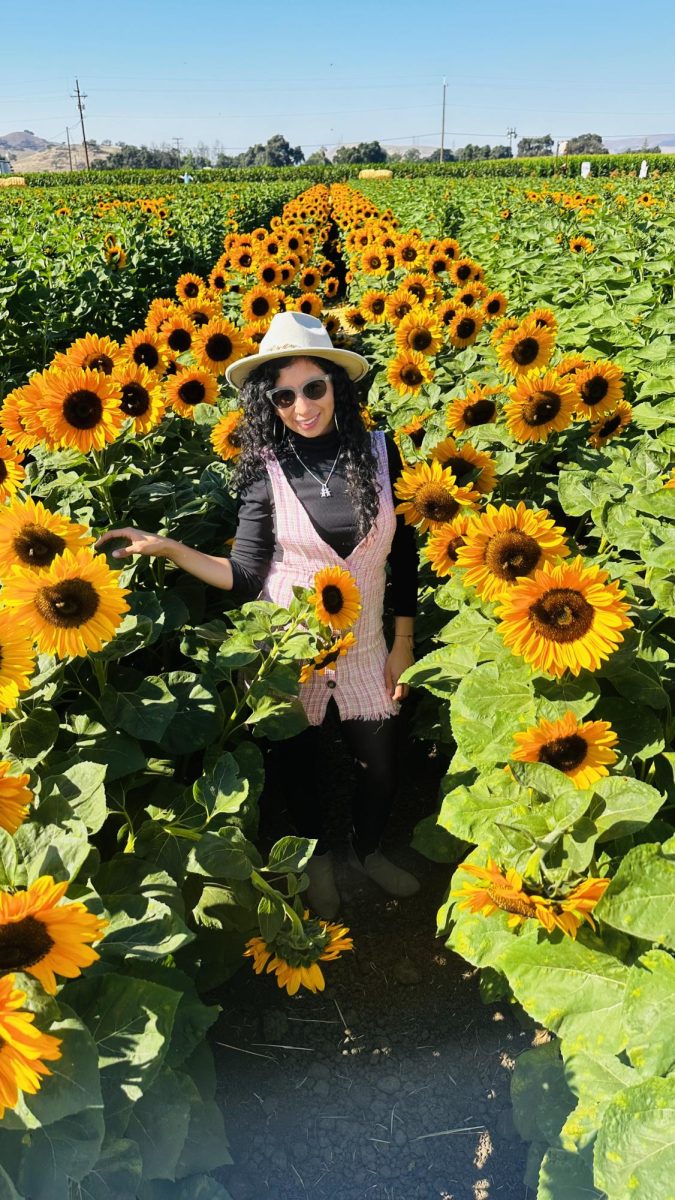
[320,484,331,498]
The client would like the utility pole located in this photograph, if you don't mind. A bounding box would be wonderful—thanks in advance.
[439,77,447,163]
[72,80,90,169]
[507,126,517,156]
[65,126,73,171]
[173,137,183,164]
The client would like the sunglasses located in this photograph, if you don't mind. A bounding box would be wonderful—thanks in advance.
[266,374,332,410]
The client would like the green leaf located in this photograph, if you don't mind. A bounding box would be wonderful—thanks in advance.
[0,1162,21,1200]
[100,894,194,961]
[187,827,261,881]
[499,932,630,1056]
[594,1077,675,1199]
[13,818,91,884]
[533,675,601,720]
[257,895,284,943]
[193,753,248,819]
[100,676,179,742]
[595,842,675,948]
[589,776,665,843]
[623,950,675,1076]
[158,673,224,754]
[451,658,536,769]
[77,1139,143,1200]
[594,697,665,762]
[411,812,467,864]
[511,1040,575,1144]
[40,761,107,833]
[245,690,308,739]
[561,1051,638,1152]
[117,961,219,1071]
[7,706,59,765]
[174,1097,231,1178]
[19,1107,105,1195]
[537,1148,601,1200]
[266,835,315,875]
[126,1068,191,1181]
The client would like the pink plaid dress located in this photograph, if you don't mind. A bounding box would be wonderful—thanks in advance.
[260,430,399,725]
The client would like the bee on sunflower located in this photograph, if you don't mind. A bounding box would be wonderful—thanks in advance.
[394,460,480,534]
[512,710,618,789]
[0,876,107,994]
[456,501,570,602]
[308,567,362,632]
[504,369,576,443]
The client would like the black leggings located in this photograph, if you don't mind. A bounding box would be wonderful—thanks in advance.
[271,698,399,856]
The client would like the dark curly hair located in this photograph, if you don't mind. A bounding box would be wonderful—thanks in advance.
[232,355,380,540]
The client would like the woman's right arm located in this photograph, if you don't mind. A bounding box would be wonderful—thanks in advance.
[93,527,236,590]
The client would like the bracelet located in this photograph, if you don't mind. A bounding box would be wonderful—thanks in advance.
[394,633,415,640]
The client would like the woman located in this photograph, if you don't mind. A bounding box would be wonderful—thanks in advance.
[95,312,420,918]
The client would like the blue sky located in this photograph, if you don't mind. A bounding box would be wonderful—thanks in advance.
[3,0,674,153]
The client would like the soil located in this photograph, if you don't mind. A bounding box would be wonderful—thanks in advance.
[212,703,532,1200]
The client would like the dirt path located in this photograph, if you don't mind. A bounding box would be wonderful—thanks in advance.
[213,711,530,1200]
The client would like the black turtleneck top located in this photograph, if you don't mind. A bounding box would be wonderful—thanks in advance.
[229,429,418,616]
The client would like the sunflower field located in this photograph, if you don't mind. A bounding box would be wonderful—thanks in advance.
[0,168,673,1199]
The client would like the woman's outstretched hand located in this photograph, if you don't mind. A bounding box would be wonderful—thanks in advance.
[94,527,173,560]
[385,640,413,702]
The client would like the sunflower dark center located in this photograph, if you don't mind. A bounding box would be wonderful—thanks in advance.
[212,274,226,289]
[539,733,588,772]
[63,390,103,430]
[444,535,464,563]
[418,484,460,523]
[191,310,210,327]
[463,399,496,426]
[441,307,457,326]
[239,253,252,268]
[13,524,66,567]
[522,390,562,426]
[597,413,621,438]
[371,298,385,315]
[487,298,501,314]
[369,256,382,269]
[252,296,271,316]
[178,379,206,406]
[167,327,192,353]
[512,337,540,366]
[485,530,542,581]
[528,587,594,643]
[84,353,114,374]
[35,577,100,627]
[400,365,423,387]
[321,585,344,615]
[120,383,150,417]
[206,334,233,361]
[442,455,473,484]
[411,329,433,351]
[431,258,447,274]
[132,342,160,369]
[402,247,417,261]
[408,285,426,302]
[580,376,609,405]
[184,281,200,297]
[395,302,413,319]
[0,915,54,971]
[350,313,366,328]
[456,317,476,339]
[456,264,472,281]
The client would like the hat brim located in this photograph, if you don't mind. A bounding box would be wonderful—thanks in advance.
[225,345,370,390]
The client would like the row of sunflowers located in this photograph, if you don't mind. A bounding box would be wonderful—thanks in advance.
[0,173,672,1197]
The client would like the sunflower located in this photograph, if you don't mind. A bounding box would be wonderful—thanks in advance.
[452,859,609,938]
[529,307,558,333]
[175,272,206,301]
[360,290,388,323]
[663,470,675,491]
[491,317,519,345]
[394,410,434,452]
[104,244,126,270]
[482,291,509,321]
[0,610,36,712]
[453,281,487,309]
[2,547,130,659]
[394,310,443,356]
[211,409,244,461]
[342,306,368,332]
[0,762,33,835]
[52,332,124,376]
[208,262,229,292]
[0,383,42,452]
[0,496,93,577]
[428,252,452,277]
[587,401,633,448]
[504,369,576,443]
[456,501,570,601]
[437,299,459,328]
[256,260,284,287]
[113,363,166,432]
[161,313,196,359]
[241,285,283,324]
[293,293,323,319]
[164,367,219,419]
[431,438,497,494]
[0,876,107,994]
[556,353,589,377]
[299,632,356,683]
[448,307,484,349]
[0,974,62,1119]
[231,245,256,274]
[323,276,340,299]
[497,317,555,377]
[384,288,421,326]
[446,385,500,434]
[192,319,247,375]
[556,877,611,936]
[244,911,353,996]
[439,237,460,260]
[123,328,167,375]
[241,320,269,347]
[0,436,26,501]
[394,459,479,534]
[572,361,625,419]
[495,555,632,677]
[309,566,361,632]
[37,368,125,454]
[512,710,618,789]
[425,514,472,578]
[393,235,427,271]
[387,351,434,397]
[569,236,594,254]
[145,297,178,334]
[399,274,439,306]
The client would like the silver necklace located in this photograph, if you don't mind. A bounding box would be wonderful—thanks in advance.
[288,440,342,498]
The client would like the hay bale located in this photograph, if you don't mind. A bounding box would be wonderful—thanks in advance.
[0,176,26,187]
[358,169,392,180]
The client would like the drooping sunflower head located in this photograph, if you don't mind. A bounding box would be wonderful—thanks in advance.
[394,458,480,534]
[497,317,555,377]
[309,566,362,632]
[572,360,625,419]
[512,710,618,789]
[244,910,353,995]
[456,500,570,601]
[505,369,576,443]
[211,409,244,461]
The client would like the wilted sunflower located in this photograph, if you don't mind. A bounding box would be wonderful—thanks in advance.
[495,555,632,677]
[425,514,472,578]
[569,236,594,254]
[0,436,26,501]
[572,361,625,419]
[211,409,244,461]
[193,318,247,375]
[0,496,93,577]
[505,369,576,443]
[2,546,130,659]
[512,710,618,788]
[446,385,500,434]
[387,351,434,397]
[588,401,633,448]
[113,363,166,432]
[37,368,125,454]
[309,566,361,632]
[123,328,167,375]
[482,291,508,321]
[394,459,479,534]
[53,332,124,377]
[395,310,443,356]
[497,317,555,377]
[161,313,196,359]
[0,973,62,1120]
[242,284,283,324]
[457,501,570,601]
[299,632,356,683]
[164,367,219,419]
[244,910,353,996]
[360,290,388,323]
[0,876,107,994]
[431,437,497,494]
[175,272,206,301]
[448,307,484,349]
[0,762,33,834]
[452,859,609,938]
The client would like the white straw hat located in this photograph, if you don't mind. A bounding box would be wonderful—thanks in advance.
[225,311,370,389]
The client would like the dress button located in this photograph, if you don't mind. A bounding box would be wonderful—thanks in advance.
[326,679,336,689]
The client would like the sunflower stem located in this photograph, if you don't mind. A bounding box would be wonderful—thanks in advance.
[92,657,108,696]
[251,869,305,937]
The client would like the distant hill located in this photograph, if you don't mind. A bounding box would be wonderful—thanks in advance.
[603,134,675,154]
[0,130,54,153]
[0,131,120,173]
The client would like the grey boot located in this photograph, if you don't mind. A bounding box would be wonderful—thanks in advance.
[305,850,341,920]
[347,838,420,898]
